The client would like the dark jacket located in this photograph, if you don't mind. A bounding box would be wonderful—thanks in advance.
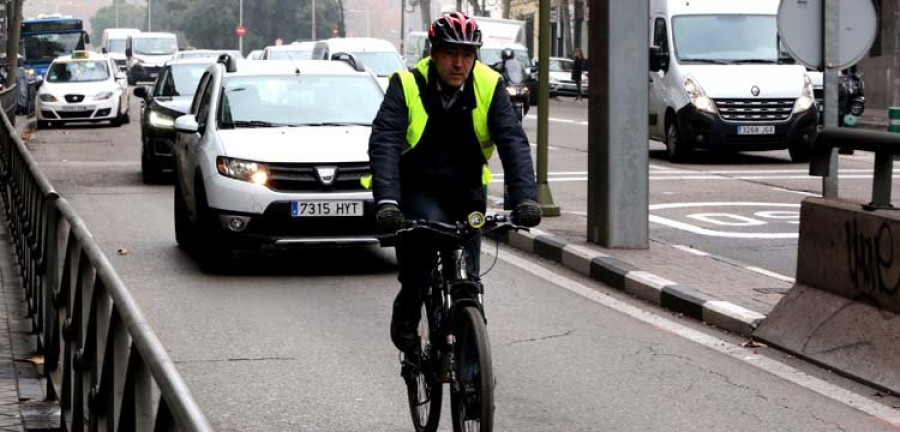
[369,61,537,213]
[571,56,584,82]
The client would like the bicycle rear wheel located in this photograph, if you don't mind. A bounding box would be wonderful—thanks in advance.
[451,306,494,432]
[403,303,443,432]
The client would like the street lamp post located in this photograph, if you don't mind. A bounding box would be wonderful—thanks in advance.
[312,0,317,40]
[148,0,152,31]
[115,0,119,27]
[239,0,243,54]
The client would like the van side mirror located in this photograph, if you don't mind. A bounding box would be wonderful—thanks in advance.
[649,46,669,73]
[101,47,108,54]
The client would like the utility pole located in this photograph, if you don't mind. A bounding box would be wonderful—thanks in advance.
[115,0,119,27]
[537,0,560,216]
[587,0,649,248]
[821,0,839,198]
[239,0,243,54]
[148,0,152,31]
[312,0,317,40]
[400,0,405,53]
[7,0,23,86]
[893,0,900,106]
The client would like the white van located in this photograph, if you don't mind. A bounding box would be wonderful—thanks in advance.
[311,38,405,90]
[648,0,818,162]
[101,28,140,72]
[125,32,178,84]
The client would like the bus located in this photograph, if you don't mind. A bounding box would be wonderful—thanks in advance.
[21,14,91,76]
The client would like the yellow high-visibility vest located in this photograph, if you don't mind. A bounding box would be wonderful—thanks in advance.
[362,57,501,189]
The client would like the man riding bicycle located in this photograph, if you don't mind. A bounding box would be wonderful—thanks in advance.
[368,11,541,354]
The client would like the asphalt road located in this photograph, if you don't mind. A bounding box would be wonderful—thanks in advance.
[19,95,900,431]
[508,98,900,278]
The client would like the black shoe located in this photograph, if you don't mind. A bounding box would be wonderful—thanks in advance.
[390,307,421,352]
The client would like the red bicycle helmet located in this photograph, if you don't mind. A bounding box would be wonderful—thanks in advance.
[428,12,482,48]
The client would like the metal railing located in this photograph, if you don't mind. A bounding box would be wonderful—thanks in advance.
[0,87,212,430]
[812,127,900,210]
[0,85,17,125]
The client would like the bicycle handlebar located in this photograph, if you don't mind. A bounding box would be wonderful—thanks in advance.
[378,214,527,247]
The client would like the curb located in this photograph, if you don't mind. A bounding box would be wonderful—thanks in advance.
[501,229,767,336]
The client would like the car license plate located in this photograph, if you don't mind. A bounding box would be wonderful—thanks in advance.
[57,105,94,112]
[737,125,775,135]
[291,200,363,217]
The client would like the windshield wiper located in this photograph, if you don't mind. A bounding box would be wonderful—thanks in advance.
[220,120,289,128]
[680,58,733,65]
[731,59,778,64]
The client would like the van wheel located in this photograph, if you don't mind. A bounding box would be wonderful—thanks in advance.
[788,142,812,163]
[665,121,691,162]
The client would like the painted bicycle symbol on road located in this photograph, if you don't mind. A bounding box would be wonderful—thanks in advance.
[649,202,801,239]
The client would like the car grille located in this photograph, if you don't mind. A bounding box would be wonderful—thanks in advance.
[715,99,794,122]
[64,94,85,103]
[267,162,370,192]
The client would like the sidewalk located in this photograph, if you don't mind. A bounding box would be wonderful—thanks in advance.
[854,107,890,131]
[497,210,793,336]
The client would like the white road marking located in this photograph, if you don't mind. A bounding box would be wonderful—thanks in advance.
[687,213,768,227]
[524,114,588,126]
[490,174,900,183]
[649,215,799,239]
[490,248,900,427]
[769,186,819,197]
[745,266,796,283]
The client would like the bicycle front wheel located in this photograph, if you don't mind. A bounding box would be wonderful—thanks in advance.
[451,306,494,432]
[404,303,443,432]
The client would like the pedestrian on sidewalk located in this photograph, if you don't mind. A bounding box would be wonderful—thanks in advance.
[572,48,585,101]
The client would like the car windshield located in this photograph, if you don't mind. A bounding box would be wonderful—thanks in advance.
[47,60,110,83]
[549,59,572,72]
[108,39,127,54]
[133,37,177,55]
[480,48,530,68]
[155,63,209,97]
[23,33,83,63]
[349,52,404,76]
[268,50,312,60]
[673,15,793,64]
[219,75,383,127]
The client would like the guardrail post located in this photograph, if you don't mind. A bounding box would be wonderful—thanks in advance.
[889,107,900,133]
[869,152,894,210]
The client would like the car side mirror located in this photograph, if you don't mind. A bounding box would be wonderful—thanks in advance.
[126,48,133,57]
[174,115,200,133]
[101,47,109,54]
[133,86,148,99]
[34,76,43,90]
[649,46,669,73]
[84,34,91,45]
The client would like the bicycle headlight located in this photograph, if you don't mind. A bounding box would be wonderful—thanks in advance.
[793,74,814,114]
[683,77,717,114]
[38,93,57,102]
[149,111,175,128]
[216,157,269,185]
[93,91,114,100]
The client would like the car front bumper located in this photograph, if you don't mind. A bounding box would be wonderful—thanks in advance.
[37,98,118,122]
[675,105,818,151]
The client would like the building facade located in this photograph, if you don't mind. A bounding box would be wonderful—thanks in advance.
[851,0,898,109]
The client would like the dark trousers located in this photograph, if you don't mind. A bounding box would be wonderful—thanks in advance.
[394,190,481,314]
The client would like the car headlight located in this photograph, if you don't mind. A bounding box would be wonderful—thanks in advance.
[38,94,57,102]
[683,77,717,114]
[793,74,814,114]
[149,111,175,128]
[216,157,269,185]
[94,91,114,100]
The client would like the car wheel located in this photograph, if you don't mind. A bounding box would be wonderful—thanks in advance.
[788,141,812,163]
[194,180,232,272]
[173,175,195,250]
[142,138,163,184]
[665,121,691,163]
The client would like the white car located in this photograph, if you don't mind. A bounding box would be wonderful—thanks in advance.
[36,51,130,128]
[310,38,405,90]
[172,57,385,263]
[548,57,588,97]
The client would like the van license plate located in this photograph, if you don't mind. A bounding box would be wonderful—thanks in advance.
[737,125,775,135]
[291,200,364,217]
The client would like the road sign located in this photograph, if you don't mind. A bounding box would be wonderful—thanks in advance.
[777,0,878,69]
[235,24,246,37]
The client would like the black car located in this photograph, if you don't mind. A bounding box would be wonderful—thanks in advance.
[134,58,214,183]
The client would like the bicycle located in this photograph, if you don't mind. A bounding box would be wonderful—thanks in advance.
[382,211,525,432]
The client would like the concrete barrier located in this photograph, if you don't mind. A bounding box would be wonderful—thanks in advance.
[754,197,900,394]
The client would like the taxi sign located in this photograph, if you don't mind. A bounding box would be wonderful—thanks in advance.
[71,50,90,59]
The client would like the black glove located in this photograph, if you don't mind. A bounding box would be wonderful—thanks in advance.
[511,199,542,227]
[376,203,405,232]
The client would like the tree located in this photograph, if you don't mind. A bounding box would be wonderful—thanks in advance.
[894,0,900,106]
[90,4,148,42]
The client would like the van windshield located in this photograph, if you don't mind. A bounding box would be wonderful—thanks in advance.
[672,15,792,64]
[133,37,177,55]
[350,52,404,76]
[108,39,126,54]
